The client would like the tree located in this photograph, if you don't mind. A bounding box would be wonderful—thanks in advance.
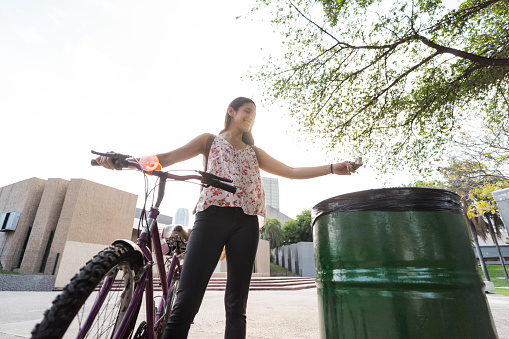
[282,210,312,244]
[439,119,509,219]
[260,218,285,249]
[411,125,509,282]
[250,0,509,174]
[440,160,509,281]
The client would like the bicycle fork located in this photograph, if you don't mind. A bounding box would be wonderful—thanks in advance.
[113,207,180,339]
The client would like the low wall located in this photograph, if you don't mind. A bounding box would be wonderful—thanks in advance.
[272,242,315,278]
[475,245,509,264]
[0,274,56,291]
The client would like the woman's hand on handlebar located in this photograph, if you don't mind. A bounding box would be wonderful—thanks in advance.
[95,152,116,170]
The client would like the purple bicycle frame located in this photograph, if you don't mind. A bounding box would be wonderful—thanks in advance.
[115,206,182,339]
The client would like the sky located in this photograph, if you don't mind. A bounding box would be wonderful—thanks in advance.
[0,0,410,223]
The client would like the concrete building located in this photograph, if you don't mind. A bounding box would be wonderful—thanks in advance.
[266,205,293,226]
[494,188,509,234]
[0,178,137,288]
[213,239,270,277]
[175,208,190,226]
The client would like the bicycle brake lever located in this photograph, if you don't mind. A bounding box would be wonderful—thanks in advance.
[91,150,130,160]
[91,150,131,170]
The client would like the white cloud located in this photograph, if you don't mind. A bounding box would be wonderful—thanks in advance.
[51,7,65,28]
[18,27,47,44]
[0,0,391,222]
[72,39,125,80]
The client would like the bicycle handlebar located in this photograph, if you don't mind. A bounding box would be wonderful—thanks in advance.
[207,178,237,193]
[91,150,237,194]
[91,151,130,170]
[198,171,233,183]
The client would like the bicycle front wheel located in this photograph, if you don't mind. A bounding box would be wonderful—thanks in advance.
[31,243,144,339]
[155,272,180,339]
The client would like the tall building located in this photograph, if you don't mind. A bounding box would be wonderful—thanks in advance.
[262,177,280,211]
[261,177,293,226]
[174,208,190,226]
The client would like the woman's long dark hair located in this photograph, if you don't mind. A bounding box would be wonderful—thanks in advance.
[220,97,255,146]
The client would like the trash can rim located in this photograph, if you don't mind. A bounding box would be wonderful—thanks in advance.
[311,187,461,227]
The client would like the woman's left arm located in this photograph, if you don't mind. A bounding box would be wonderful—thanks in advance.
[255,146,352,179]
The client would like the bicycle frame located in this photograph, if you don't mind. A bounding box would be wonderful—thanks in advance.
[121,178,180,339]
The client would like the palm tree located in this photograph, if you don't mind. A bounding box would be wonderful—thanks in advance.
[260,218,285,264]
[462,197,491,282]
[473,211,509,281]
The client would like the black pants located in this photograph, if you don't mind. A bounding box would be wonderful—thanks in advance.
[162,206,260,339]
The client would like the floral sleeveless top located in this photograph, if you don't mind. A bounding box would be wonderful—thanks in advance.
[195,135,266,217]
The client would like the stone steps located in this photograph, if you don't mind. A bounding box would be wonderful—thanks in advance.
[206,277,316,291]
[88,276,316,292]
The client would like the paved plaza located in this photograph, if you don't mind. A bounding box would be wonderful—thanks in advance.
[0,289,507,338]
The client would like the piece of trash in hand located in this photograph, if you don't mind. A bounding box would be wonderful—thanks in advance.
[347,157,363,173]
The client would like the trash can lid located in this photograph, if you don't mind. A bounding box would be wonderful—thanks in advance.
[311,187,461,226]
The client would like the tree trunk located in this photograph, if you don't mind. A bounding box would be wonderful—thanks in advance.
[466,215,491,281]
[486,215,509,281]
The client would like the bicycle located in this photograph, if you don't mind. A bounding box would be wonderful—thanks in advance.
[31,150,237,339]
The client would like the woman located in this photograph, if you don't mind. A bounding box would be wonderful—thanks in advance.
[96,97,354,339]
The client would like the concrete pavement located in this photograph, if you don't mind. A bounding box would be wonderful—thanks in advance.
[0,289,508,338]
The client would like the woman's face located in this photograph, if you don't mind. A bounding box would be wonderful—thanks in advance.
[229,102,256,132]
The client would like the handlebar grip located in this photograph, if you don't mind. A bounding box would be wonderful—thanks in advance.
[211,179,237,194]
[198,171,233,183]
[90,158,128,170]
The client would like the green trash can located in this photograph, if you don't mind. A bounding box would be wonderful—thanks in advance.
[312,187,498,339]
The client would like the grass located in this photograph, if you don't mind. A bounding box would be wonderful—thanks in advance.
[270,263,299,277]
[0,269,19,275]
[478,265,509,286]
[478,265,509,296]
[495,289,509,297]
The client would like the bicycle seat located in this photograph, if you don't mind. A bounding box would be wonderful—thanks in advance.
[162,224,190,241]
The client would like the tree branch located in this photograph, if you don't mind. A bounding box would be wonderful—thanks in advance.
[417,35,509,66]
[288,0,339,44]
[288,0,413,51]
[290,0,509,66]
[426,0,504,34]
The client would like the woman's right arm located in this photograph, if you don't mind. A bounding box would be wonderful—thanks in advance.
[157,133,211,168]
[95,133,211,169]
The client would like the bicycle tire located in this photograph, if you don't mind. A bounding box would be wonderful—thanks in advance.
[155,273,180,339]
[31,243,144,339]
[133,321,147,339]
